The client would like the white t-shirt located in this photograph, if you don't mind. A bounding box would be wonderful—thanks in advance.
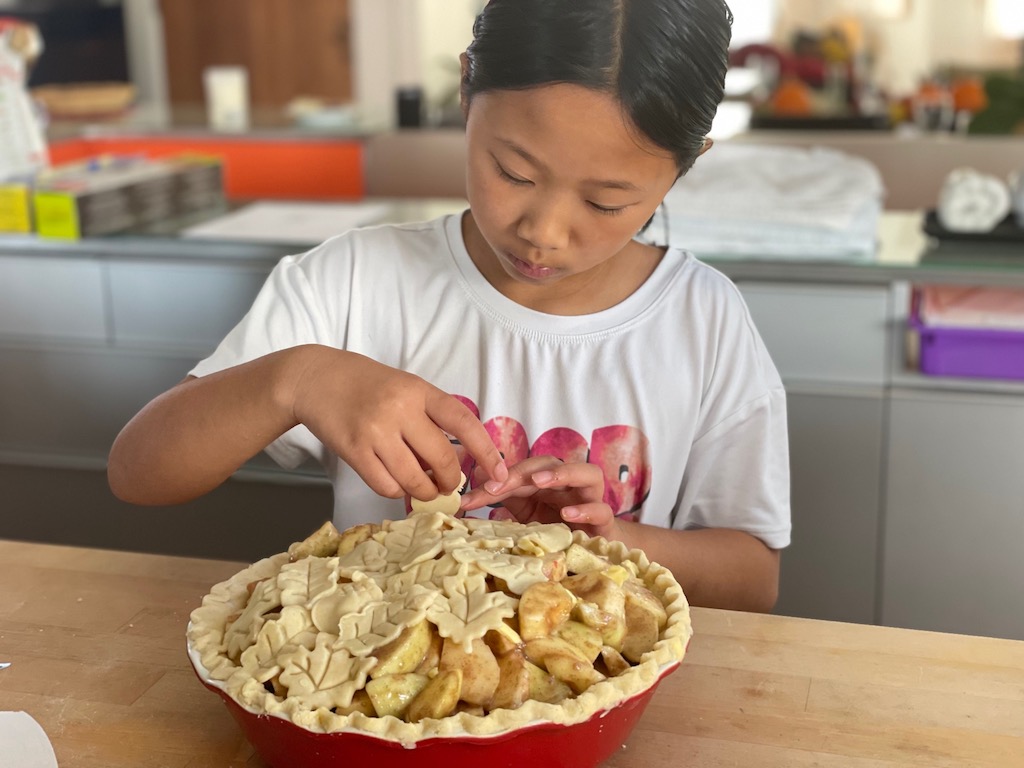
[191,213,791,548]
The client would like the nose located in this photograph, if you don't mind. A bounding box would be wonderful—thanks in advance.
[516,199,571,251]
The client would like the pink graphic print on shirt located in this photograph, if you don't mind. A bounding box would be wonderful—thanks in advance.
[452,396,650,520]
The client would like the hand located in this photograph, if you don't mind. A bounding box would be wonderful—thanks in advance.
[459,456,620,541]
[290,347,506,500]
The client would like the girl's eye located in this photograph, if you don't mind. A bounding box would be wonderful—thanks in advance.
[588,202,627,216]
[495,162,532,186]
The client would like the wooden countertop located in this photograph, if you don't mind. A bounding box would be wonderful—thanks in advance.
[2,539,1023,767]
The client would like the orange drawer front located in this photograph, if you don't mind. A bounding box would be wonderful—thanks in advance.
[48,136,364,200]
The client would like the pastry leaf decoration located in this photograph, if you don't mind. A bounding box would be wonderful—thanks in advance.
[427,573,519,652]
[336,585,439,657]
[278,634,376,710]
[240,604,317,680]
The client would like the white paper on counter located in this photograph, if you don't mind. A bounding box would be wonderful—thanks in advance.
[182,201,392,245]
[0,712,58,768]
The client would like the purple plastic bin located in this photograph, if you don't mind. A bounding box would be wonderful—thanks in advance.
[911,317,1024,381]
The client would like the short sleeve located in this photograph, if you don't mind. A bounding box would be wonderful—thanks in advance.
[674,387,791,549]
[189,246,345,471]
[671,271,791,549]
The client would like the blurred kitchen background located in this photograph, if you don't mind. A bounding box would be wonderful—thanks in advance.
[1,0,1023,641]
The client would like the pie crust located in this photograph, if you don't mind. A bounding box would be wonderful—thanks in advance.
[188,511,691,746]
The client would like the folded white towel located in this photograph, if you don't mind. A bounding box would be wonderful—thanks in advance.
[642,144,885,260]
[664,143,885,231]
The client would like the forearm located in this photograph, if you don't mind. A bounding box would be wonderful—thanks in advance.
[108,345,320,505]
[615,523,780,613]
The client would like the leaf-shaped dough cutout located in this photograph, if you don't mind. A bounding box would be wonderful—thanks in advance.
[386,552,468,594]
[427,573,518,653]
[450,547,550,595]
[462,518,527,541]
[278,556,340,607]
[442,527,515,553]
[240,605,318,681]
[382,512,446,571]
[224,578,282,662]
[310,574,385,634]
[336,538,389,580]
[514,524,574,557]
[337,585,438,657]
[278,634,376,710]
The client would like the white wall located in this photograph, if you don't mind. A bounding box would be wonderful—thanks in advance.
[418,0,479,106]
[351,0,478,129]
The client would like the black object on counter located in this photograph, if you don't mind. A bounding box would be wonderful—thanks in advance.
[749,113,891,131]
[396,86,424,128]
[923,210,1024,244]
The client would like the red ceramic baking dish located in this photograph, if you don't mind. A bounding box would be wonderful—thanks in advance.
[188,642,680,768]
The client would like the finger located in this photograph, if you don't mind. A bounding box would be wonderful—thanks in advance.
[375,442,442,502]
[345,450,405,499]
[460,455,565,509]
[502,498,556,526]
[529,463,605,504]
[560,502,614,528]
[404,420,464,494]
[426,392,508,484]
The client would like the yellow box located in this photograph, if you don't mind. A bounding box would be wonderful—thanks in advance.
[0,185,33,233]
[33,191,81,240]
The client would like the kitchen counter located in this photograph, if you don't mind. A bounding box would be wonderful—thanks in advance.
[2,207,1024,287]
[2,539,1023,767]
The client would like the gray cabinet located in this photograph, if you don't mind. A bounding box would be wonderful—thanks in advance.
[108,261,271,352]
[882,390,1024,640]
[0,255,107,342]
[777,391,884,624]
[738,282,891,386]
[738,282,891,624]
[0,246,322,562]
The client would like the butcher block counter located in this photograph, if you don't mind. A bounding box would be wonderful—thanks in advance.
[1,539,1023,767]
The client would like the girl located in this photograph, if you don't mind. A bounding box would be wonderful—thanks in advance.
[109,0,789,612]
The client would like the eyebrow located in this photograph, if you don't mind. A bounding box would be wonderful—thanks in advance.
[497,138,643,192]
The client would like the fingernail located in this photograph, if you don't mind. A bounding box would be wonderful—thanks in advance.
[532,471,554,485]
[494,462,509,482]
[561,506,582,521]
[484,480,504,495]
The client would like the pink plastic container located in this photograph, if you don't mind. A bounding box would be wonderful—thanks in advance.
[912,317,1024,381]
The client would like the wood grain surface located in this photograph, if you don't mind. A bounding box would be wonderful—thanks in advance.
[1,540,1022,767]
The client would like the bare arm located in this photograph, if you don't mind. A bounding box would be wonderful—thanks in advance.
[108,345,316,506]
[461,457,781,613]
[614,523,779,612]
[108,344,507,506]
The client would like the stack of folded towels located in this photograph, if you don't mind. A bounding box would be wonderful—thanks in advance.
[917,285,1024,331]
[644,144,885,260]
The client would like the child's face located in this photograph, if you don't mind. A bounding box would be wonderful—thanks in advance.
[463,83,680,310]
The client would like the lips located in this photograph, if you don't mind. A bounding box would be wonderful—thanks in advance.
[505,252,559,281]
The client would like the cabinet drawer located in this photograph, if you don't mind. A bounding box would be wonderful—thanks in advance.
[109,262,271,353]
[0,256,107,342]
[0,345,192,459]
[738,282,891,386]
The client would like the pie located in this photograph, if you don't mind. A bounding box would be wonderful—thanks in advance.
[187,500,691,746]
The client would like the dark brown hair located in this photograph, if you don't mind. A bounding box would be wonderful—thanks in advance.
[463,0,733,174]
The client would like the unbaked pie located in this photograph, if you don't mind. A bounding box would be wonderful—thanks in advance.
[187,500,691,745]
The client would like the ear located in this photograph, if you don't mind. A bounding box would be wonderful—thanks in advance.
[699,137,714,156]
[459,52,470,120]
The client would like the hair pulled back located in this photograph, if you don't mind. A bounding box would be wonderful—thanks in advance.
[463,0,733,174]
